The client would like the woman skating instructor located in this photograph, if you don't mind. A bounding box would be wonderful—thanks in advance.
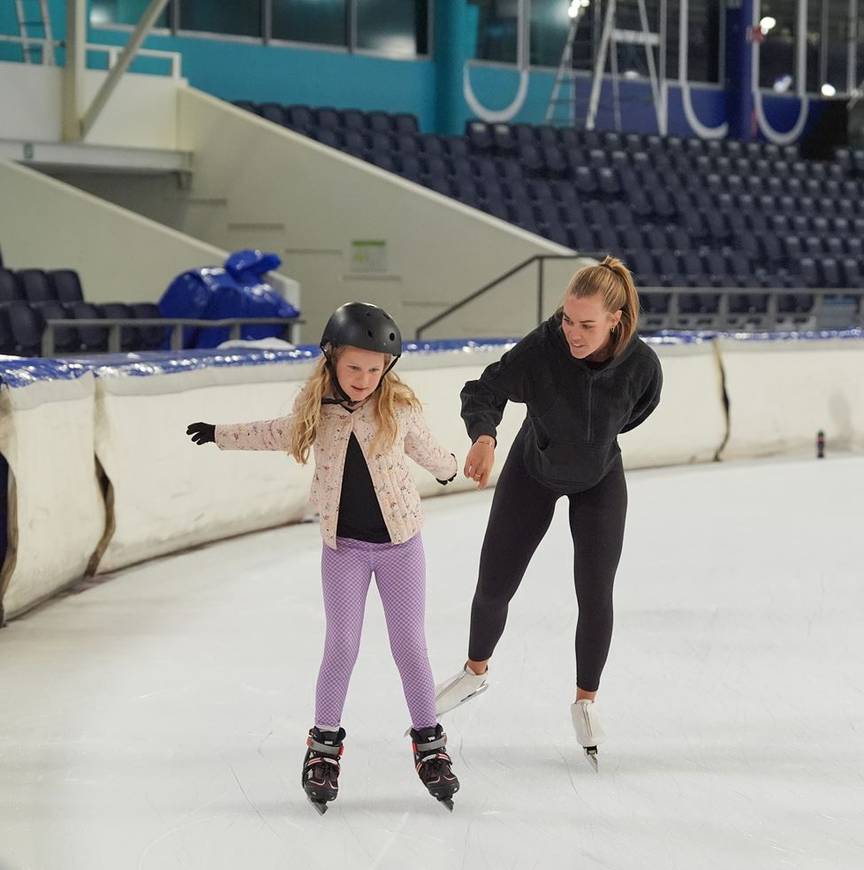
[435,256,662,768]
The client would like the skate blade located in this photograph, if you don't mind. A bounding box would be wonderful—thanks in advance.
[437,682,489,717]
[584,747,598,773]
[308,797,329,815]
[438,797,454,812]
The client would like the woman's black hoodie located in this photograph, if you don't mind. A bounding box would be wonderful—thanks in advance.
[460,314,663,493]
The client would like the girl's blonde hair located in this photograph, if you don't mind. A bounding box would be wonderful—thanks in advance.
[287,346,420,463]
[563,255,640,357]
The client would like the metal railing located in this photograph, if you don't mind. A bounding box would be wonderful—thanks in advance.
[42,316,303,357]
[0,35,183,77]
[414,253,864,339]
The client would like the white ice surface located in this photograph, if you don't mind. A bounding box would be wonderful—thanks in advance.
[1,457,863,870]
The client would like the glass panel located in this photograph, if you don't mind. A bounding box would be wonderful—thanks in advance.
[824,0,851,92]
[272,0,348,47]
[759,0,798,90]
[90,0,170,28]
[179,0,262,37]
[357,0,428,56]
[530,0,572,68]
[663,0,722,84]
[473,0,519,64]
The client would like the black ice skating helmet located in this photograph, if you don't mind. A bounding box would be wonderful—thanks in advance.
[320,302,402,364]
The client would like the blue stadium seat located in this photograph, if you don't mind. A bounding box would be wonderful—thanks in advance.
[393,113,419,135]
[130,303,167,350]
[542,145,568,177]
[0,267,23,303]
[492,123,517,156]
[398,154,423,180]
[343,130,369,157]
[466,120,494,153]
[316,107,340,130]
[368,111,394,134]
[341,109,368,132]
[48,269,84,304]
[313,128,341,148]
[518,143,544,175]
[394,133,419,155]
[16,268,56,303]
[32,300,78,353]
[5,301,43,356]
[99,302,139,351]
[285,104,315,131]
[68,301,108,352]
[418,134,446,158]
[259,102,288,127]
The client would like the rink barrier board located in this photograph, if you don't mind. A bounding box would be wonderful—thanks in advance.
[1,331,861,620]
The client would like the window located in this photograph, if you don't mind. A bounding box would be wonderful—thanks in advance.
[179,0,262,37]
[357,0,428,56]
[530,0,571,68]
[823,0,852,93]
[664,0,723,84]
[272,0,348,47]
[90,0,171,28]
[473,0,519,64]
[758,0,798,90]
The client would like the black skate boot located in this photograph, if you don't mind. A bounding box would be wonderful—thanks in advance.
[409,724,459,811]
[302,726,345,814]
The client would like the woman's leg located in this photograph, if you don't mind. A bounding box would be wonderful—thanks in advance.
[314,540,374,729]
[372,535,438,730]
[567,459,628,695]
[468,442,559,666]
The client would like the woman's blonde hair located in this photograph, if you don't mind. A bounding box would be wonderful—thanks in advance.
[563,255,640,357]
[287,346,421,464]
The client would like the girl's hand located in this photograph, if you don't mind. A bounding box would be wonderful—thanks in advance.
[464,437,495,488]
[186,422,215,445]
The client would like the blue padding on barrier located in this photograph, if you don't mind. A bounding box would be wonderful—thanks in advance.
[76,346,320,379]
[1,329,861,388]
[0,357,90,389]
[648,328,864,342]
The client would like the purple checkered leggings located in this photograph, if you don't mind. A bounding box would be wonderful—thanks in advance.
[314,534,437,731]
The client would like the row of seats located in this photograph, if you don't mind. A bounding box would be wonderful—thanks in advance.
[0,300,164,356]
[463,120,802,162]
[0,267,85,304]
[238,102,419,137]
[236,100,864,293]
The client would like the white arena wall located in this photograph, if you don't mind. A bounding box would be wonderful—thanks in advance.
[1,331,862,620]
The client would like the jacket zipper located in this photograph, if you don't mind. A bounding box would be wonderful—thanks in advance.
[586,379,593,442]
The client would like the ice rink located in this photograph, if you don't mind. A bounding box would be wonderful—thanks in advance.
[1,455,862,870]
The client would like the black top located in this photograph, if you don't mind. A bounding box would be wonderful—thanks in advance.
[460,314,663,494]
[336,432,391,543]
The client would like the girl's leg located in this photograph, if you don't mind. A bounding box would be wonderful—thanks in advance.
[468,440,558,665]
[315,540,374,729]
[372,535,437,730]
[567,459,628,695]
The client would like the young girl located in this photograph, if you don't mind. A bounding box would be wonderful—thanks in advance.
[435,256,662,770]
[186,302,460,812]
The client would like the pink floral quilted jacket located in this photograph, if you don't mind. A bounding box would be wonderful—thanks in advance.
[215,398,458,549]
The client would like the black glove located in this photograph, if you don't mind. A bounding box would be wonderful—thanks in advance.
[186,422,216,445]
[436,454,458,486]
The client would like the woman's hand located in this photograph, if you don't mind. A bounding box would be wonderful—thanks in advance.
[464,437,495,488]
[186,422,215,445]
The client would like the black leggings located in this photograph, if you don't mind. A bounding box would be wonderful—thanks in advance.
[468,438,628,692]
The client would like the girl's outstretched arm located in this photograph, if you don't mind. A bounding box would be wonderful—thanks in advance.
[403,407,458,483]
[213,417,293,451]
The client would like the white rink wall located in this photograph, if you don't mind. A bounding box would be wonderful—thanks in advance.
[1,332,862,619]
